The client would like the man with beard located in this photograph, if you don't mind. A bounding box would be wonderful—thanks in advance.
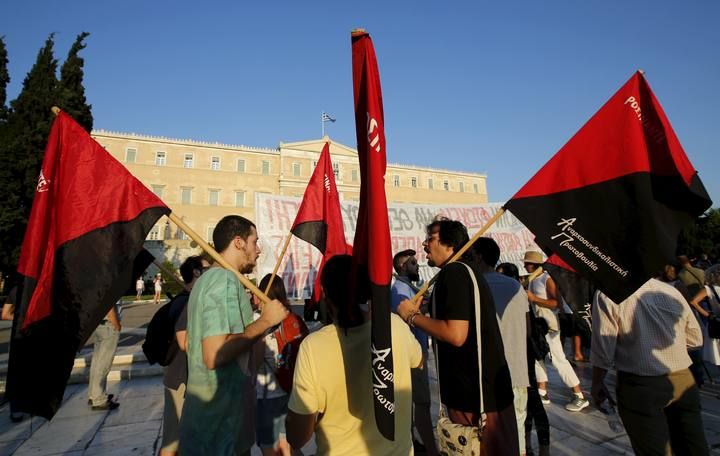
[391,249,437,456]
[179,215,288,456]
[397,219,517,456]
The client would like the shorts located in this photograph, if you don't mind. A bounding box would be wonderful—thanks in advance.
[161,383,186,451]
[255,395,289,448]
[411,366,431,406]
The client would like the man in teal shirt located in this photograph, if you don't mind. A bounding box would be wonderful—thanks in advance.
[179,215,288,456]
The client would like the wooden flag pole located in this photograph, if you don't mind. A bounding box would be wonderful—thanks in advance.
[413,207,506,299]
[167,214,273,305]
[264,233,293,295]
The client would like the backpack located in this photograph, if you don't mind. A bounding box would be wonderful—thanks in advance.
[274,312,309,393]
[142,292,188,366]
[528,304,550,361]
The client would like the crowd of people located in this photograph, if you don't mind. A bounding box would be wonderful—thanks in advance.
[5,212,715,455]
[155,214,718,456]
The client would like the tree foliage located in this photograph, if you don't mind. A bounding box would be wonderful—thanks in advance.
[58,32,92,132]
[677,208,720,260]
[0,36,9,122]
[0,35,59,288]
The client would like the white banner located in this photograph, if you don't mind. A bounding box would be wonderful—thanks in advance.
[255,194,540,299]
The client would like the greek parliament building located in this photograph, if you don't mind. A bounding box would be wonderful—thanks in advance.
[92,130,488,264]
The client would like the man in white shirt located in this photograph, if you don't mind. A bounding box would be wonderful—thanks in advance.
[591,278,708,455]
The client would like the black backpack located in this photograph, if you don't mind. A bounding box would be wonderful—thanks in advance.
[142,292,187,366]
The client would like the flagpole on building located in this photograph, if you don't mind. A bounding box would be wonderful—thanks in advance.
[166,213,273,304]
[413,207,506,299]
[264,233,293,294]
[321,112,325,137]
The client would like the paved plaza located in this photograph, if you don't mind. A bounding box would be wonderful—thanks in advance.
[0,300,719,455]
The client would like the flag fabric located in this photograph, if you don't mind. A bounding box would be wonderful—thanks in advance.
[321,112,336,123]
[543,254,594,335]
[291,142,349,303]
[351,29,395,440]
[505,71,712,303]
[7,110,169,419]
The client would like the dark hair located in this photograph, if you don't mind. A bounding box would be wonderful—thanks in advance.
[474,237,501,268]
[496,262,520,281]
[427,219,469,253]
[321,254,364,329]
[392,249,416,274]
[213,215,256,252]
[258,274,290,309]
[179,255,205,284]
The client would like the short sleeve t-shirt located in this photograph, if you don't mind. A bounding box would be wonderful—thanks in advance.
[179,268,256,456]
[391,277,429,353]
[483,272,530,388]
[432,261,514,414]
[288,314,422,456]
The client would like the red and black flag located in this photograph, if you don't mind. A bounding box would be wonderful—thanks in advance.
[7,111,169,419]
[291,142,349,303]
[351,29,395,440]
[506,72,712,303]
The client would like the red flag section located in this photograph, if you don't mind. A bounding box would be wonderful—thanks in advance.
[8,111,169,419]
[351,29,395,440]
[506,72,712,302]
[291,142,349,303]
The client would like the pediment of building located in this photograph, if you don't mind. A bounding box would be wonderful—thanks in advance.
[279,137,358,158]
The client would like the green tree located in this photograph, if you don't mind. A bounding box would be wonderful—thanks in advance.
[0,35,59,287]
[0,36,9,122]
[58,32,92,132]
[677,208,720,260]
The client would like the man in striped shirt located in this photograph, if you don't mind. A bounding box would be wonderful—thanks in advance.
[591,278,707,455]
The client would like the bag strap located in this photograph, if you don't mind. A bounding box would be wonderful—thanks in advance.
[431,262,485,431]
[709,285,720,308]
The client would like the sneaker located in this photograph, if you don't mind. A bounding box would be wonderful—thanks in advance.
[539,392,550,405]
[565,394,589,412]
[87,393,114,406]
[90,400,119,411]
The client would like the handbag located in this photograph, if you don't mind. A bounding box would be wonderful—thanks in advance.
[528,303,550,361]
[433,262,485,456]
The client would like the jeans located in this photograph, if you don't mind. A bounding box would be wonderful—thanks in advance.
[88,321,120,406]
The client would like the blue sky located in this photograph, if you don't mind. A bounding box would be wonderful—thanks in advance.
[2,1,718,205]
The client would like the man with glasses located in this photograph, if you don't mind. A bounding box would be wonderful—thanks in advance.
[397,218,518,456]
[391,249,437,456]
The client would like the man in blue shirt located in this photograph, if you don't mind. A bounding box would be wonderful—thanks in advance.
[390,249,437,456]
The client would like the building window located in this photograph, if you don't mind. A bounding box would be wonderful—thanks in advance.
[292,162,301,177]
[351,169,359,182]
[262,161,270,175]
[459,182,464,192]
[208,189,219,206]
[411,177,417,188]
[155,151,166,166]
[176,230,188,240]
[443,180,450,191]
[125,148,137,163]
[237,159,246,173]
[148,225,160,240]
[211,156,220,171]
[393,175,400,187]
[207,225,216,242]
[181,187,192,205]
[333,163,340,180]
[184,153,194,168]
[428,178,434,190]
[474,183,479,193]
[151,185,164,198]
[235,191,245,208]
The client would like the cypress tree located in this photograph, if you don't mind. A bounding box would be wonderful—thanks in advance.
[58,32,92,132]
[0,36,9,122]
[0,34,59,285]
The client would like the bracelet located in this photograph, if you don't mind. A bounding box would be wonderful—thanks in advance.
[407,311,421,327]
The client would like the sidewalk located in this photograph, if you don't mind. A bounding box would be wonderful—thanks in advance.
[1,339,719,454]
